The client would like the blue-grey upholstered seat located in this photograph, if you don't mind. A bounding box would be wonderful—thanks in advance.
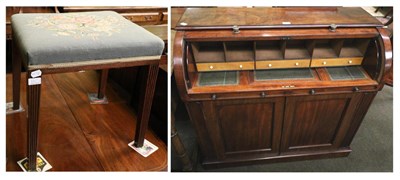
[11,11,164,66]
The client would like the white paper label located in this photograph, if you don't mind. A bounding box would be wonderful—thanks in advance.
[17,152,52,172]
[31,70,42,78]
[28,78,41,85]
[128,139,159,157]
[282,22,291,24]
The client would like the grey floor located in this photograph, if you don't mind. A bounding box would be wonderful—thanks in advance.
[171,86,393,172]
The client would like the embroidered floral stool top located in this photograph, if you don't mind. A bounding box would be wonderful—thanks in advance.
[11,11,164,171]
[12,11,164,66]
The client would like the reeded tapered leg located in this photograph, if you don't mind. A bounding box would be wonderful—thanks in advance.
[134,64,159,147]
[97,69,109,99]
[26,71,41,171]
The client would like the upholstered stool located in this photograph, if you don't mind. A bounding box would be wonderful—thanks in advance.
[11,11,164,171]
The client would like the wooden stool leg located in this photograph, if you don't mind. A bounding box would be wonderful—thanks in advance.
[12,39,21,110]
[26,72,41,171]
[97,69,109,99]
[134,64,159,147]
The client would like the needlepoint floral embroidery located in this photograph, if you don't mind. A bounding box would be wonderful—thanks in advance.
[28,14,125,40]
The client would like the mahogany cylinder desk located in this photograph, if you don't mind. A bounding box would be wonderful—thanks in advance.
[173,7,392,169]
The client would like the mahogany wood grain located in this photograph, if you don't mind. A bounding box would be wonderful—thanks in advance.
[206,98,284,158]
[384,66,393,86]
[12,37,21,110]
[171,8,187,30]
[173,31,191,101]
[341,93,377,147]
[184,102,217,160]
[177,7,382,30]
[183,28,379,41]
[202,148,351,169]
[376,28,393,86]
[6,74,103,171]
[280,93,362,154]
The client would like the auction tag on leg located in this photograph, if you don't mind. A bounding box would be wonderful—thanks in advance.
[128,139,159,157]
[17,152,52,172]
[30,70,42,78]
[28,78,41,86]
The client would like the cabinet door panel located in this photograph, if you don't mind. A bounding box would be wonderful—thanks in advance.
[202,98,284,159]
[281,93,362,154]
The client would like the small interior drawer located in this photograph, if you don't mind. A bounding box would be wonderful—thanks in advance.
[196,61,254,72]
[256,59,310,69]
[311,57,363,67]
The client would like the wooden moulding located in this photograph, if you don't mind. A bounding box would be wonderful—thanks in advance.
[27,56,161,75]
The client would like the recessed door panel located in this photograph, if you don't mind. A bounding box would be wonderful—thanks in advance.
[281,94,362,154]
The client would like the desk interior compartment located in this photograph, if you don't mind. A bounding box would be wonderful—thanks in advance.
[312,39,342,58]
[224,41,255,62]
[284,40,312,59]
[339,38,370,57]
[191,42,225,63]
[255,40,284,60]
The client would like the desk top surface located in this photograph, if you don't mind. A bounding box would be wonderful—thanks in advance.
[176,7,382,30]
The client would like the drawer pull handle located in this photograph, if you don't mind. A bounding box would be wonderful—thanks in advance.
[353,87,359,92]
[310,89,316,95]
[211,94,217,100]
[232,25,240,34]
[329,24,337,32]
[323,61,327,65]
[209,65,214,69]
[239,64,243,69]
[348,60,353,64]
[260,92,266,98]
[268,64,272,67]
[295,62,299,66]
